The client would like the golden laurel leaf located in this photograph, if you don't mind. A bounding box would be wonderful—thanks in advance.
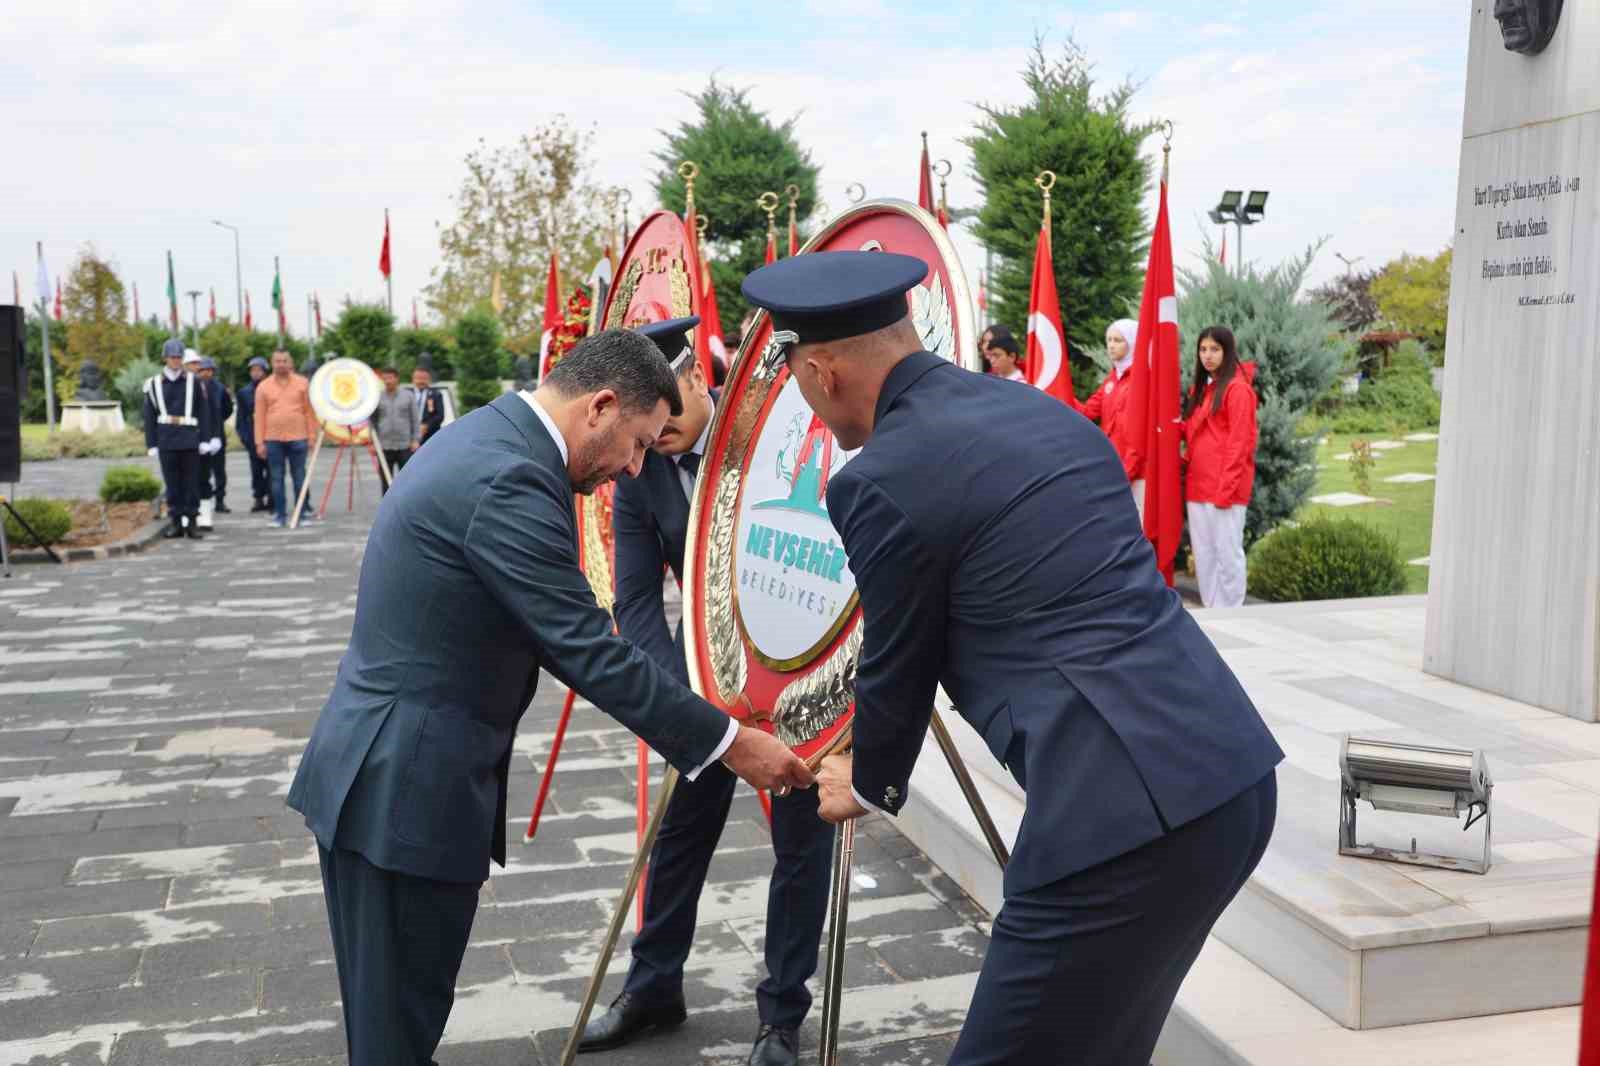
[579,492,615,614]
[668,255,692,319]
[705,465,747,701]
[772,622,862,748]
[605,261,644,329]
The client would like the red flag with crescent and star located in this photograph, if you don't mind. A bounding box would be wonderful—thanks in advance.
[208,288,216,323]
[1123,156,1183,586]
[379,212,392,280]
[682,207,715,381]
[701,254,726,369]
[1024,225,1076,411]
[539,252,562,379]
[916,133,934,215]
[244,292,252,331]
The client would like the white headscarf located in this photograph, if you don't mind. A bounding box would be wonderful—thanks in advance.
[1107,318,1138,375]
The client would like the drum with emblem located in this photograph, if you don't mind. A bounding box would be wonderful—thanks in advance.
[681,199,980,767]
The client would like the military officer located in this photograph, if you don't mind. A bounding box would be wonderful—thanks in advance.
[143,339,217,540]
[578,319,833,1066]
[742,252,1283,1066]
[195,356,234,527]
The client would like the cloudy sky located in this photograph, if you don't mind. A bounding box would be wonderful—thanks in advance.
[3,1,1465,331]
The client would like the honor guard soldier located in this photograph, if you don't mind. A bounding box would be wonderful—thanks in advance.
[578,319,833,1066]
[742,252,1284,1066]
[144,339,218,540]
[195,356,234,528]
[236,356,272,512]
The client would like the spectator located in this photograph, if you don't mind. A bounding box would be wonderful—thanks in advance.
[255,349,319,528]
[1081,318,1145,517]
[1182,325,1258,608]
[412,356,445,447]
[983,325,1025,381]
[236,356,272,512]
[371,365,419,494]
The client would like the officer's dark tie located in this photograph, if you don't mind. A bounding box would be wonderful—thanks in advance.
[677,452,700,481]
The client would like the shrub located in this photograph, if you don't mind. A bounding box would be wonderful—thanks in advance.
[100,465,163,503]
[454,308,504,412]
[1246,515,1408,602]
[2,497,73,547]
[53,429,149,460]
[113,356,159,419]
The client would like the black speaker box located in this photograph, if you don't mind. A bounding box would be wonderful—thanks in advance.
[0,304,25,484]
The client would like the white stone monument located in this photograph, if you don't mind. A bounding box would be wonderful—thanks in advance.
[1426,0,1599,721]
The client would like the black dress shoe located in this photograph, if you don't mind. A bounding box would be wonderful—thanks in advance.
[250,500,270,513]
[184,521,204,539]
[214,502,231,513]
[577,992,687,1052]
[160,520,184,539]
[748,1025,798,1066]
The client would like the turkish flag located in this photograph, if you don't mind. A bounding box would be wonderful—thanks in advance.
[682,208,714,382]
[244,292,252,331]
[53,279,62,321]
[1023,225,1076,411]
[378,213,392,279]
[764,231,777,267]
[701,254,726,369]
[1580,846,1600,1065]
[538,251,561,379]
[1123,168,1183,585]
[916,135,934,215]
[208,288,216,323]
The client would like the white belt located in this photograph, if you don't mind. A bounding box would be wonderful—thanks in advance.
[158,415,199,426]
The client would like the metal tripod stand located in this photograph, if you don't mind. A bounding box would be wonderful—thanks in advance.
[556,707,1009,1066]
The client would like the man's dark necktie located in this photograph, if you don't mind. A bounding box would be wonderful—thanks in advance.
[677,452,701,481]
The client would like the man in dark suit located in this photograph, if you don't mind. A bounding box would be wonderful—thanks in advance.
[235,356,272,512]
[579,319,833,1066]
[286,328,813,1066]
[412,354,446,447]
[743,252,1283,1066]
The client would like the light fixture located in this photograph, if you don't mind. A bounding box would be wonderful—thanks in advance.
[1339,736,1492,874]
[1242,190,1269,222]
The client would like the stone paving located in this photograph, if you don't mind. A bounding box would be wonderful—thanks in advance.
[0,458,990,1065]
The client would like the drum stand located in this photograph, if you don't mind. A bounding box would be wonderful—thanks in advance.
[556,707,1009,1066]
[289,423,389,529]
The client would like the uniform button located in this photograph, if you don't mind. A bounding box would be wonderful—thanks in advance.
[884,786,899,804]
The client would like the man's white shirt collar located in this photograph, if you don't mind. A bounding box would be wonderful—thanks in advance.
[519,391,568,466]
[677,399,715,467]
[163,366,182,381]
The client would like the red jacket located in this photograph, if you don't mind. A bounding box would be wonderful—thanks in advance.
[1080,361,1142,481]
[1182,363,1258,507]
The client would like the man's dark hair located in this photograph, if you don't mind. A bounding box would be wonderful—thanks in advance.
[988,325,1019,355]
[544,328,683,417]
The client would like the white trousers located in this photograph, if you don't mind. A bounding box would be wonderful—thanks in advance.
[1187,502,1247,608]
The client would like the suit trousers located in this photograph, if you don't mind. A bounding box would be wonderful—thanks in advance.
[381,449,410,495]
[247,450,270,503]
[948,772,1276,1066]
[317,845,480,1066]
[158,448,201,520]
[623,763,834,1028]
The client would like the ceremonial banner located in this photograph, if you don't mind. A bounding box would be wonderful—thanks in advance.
[682,199,979,766]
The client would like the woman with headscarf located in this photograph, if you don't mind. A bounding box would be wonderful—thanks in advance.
[1080,318,1145,515]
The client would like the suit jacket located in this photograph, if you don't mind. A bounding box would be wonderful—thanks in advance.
[417,386,445,444]
[611,391,717,683]
[235,381,257,450]
[286,392,731,884]
[826,351,1283,896]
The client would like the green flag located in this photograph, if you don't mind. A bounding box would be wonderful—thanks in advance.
[166,251,178,331]
[271,259,285,337]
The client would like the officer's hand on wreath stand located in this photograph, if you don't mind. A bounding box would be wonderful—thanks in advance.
[817,753,868,824]
[720,723,815,793]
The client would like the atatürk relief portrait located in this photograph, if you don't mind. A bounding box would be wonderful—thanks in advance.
[1494,0,1563,55]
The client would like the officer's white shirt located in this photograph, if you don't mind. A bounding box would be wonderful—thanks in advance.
[673,399,714,500]
[519,390,736,779]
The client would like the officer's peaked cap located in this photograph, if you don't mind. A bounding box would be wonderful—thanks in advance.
[741,251,927,344]
[635,316,701,374]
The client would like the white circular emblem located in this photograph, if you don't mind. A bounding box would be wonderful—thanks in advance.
[733,376,860,664]
[308,357,382,426]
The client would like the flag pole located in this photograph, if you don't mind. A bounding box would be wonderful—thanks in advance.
[306,295,315,361]
[785,183,800,257]
[36,243,55,432]
[384,208,394,315]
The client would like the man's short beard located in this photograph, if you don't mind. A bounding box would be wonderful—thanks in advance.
[570,426,622,495]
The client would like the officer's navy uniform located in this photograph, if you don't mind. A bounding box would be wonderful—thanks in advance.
[236,360,271,510]
[286,388,735,1066]
[743,252,1283,1066]
[595,320,832,1053]
[143,359,215,535]
[416,383,445,446]
[198,367,233,514]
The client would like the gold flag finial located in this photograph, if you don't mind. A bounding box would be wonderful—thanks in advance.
[757,191,780,241]
[1160,120,1174,185]
[678,161,700,218]
[935,159,952,220]
[1035,170,1056,237]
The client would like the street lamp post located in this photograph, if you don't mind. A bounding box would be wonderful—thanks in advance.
[1335,253,1365,277]
[212,220,242,324]
[186,291,202,346]
[1208,190,1269,278]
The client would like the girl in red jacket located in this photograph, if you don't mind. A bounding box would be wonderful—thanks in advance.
[1081,318,1145,516]
[1182,326,1258,607]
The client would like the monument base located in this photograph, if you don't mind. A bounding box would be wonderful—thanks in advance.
[898,597,1593,1036]
[59,401,126,434]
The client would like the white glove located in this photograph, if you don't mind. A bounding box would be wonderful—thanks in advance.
[197,441,211,455]
[208,437,222,454]
[147,447,159,457]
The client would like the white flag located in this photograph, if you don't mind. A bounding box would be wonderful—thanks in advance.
[34,243,50,307]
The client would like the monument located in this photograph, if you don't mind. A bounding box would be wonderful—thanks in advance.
[1426,0,1597,720]
[58,358,126,433]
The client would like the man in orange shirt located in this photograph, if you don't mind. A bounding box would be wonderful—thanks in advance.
[254,349,320,528]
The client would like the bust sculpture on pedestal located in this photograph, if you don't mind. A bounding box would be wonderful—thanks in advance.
[74,359,108,401]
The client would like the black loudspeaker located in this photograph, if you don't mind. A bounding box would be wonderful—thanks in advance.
[0,304,24,484]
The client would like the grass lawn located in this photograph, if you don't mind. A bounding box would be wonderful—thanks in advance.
[21,423,50,444]
[1299,432,1437,593]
